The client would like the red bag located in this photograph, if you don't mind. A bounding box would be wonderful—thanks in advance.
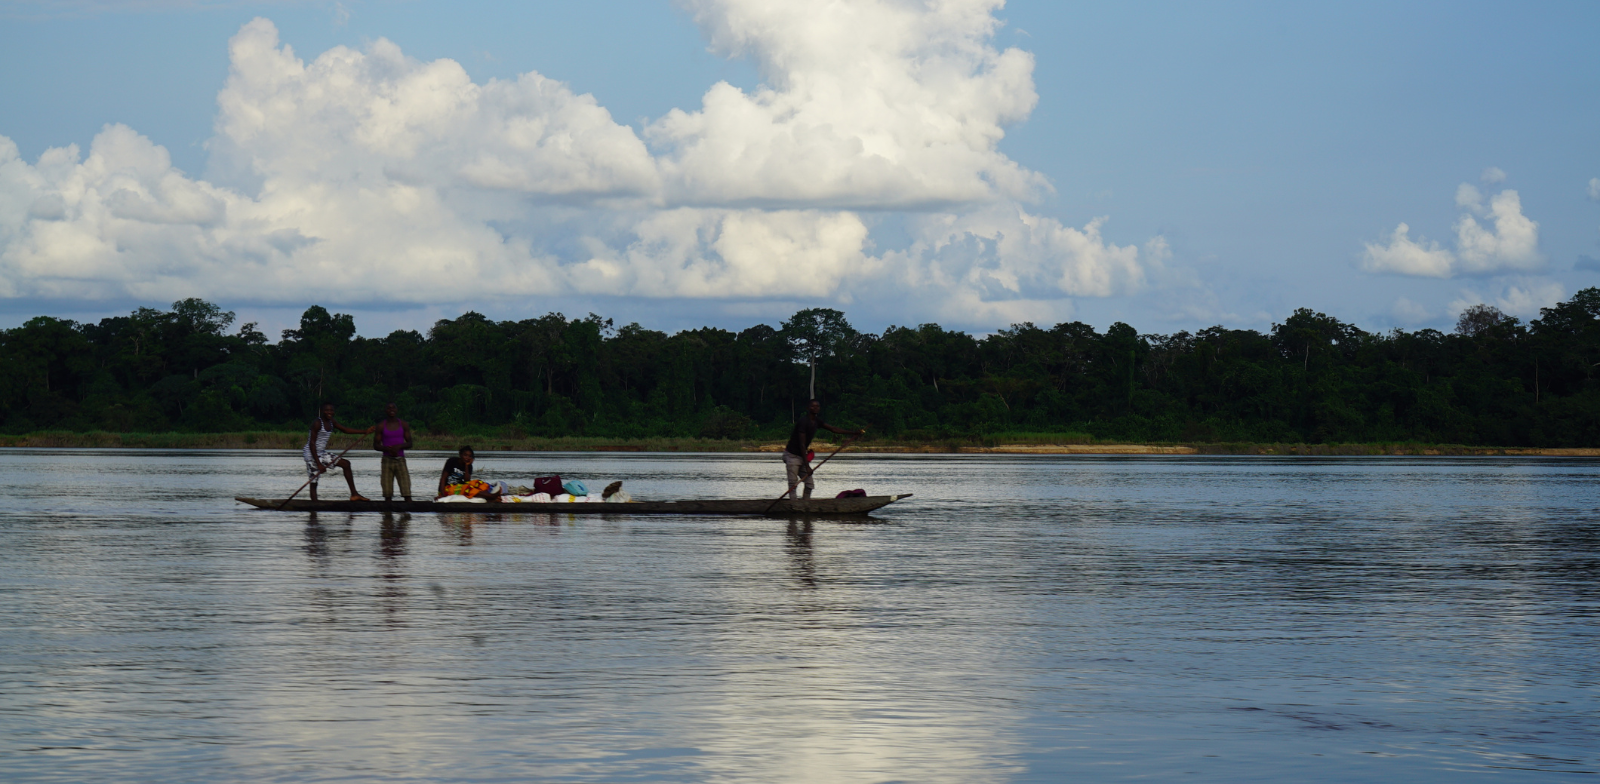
[835,489,867,498]
[533,475,564,496]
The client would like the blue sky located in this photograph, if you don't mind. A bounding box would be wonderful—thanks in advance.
[1,0,1596,339]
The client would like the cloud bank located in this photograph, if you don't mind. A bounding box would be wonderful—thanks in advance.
[1362,180,1541,278]
[653,0,1044,208]
[0,1,1161,324]
[1448,280,1565,320]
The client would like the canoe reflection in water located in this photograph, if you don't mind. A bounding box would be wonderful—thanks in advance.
[436,511,567,544]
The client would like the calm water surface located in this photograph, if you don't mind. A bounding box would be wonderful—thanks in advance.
[0,450,1596,782]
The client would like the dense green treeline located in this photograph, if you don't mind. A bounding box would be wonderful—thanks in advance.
[3,290,1600,446]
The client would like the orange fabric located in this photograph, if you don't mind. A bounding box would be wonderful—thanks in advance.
[444,479,491,498]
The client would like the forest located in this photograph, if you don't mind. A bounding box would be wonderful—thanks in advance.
[2,289,1599,447]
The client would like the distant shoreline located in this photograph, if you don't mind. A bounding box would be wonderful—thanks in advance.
[0,431,1595,457]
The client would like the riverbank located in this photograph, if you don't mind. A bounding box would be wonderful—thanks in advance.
[0,431,758,452]
[1,431,1596,456]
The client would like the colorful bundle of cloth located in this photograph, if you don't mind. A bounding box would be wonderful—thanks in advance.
[443,479,493,498]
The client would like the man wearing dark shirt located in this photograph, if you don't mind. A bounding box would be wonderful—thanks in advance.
[784,399,864,499]
[437,446,475,497]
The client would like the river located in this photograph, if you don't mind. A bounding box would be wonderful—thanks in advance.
[0,449,1595,782]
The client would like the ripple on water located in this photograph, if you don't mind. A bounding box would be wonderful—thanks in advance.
[0,450,1596,782]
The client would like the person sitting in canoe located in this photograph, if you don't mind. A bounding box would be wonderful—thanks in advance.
[304,403,375,501]
[784,399,864,499]
[437,446,502,502]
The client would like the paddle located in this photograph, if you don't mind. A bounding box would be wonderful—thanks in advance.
[763,430,865,515]
[277,436,364,510]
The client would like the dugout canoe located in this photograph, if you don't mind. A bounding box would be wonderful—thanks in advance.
[233,493,911,516]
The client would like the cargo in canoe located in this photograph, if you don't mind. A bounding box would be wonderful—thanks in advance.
[234,494,911,517]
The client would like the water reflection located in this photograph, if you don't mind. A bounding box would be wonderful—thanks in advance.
[301,512,358,559]
[0,451,1597,782]
[785,518,818,588]
[375,513,409,626]
[377,512,409,564]
[437,512,476,544]
[431,511,572,544]
[302,513,328,558]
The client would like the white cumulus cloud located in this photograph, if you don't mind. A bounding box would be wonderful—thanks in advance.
[0,6,1164,320]
[1448,280,1564,320]
[1454,190,1539,272]
[899,208,1149,299]
[1589,177,1600,201]
[1362,180,1541,278]
[567,207,872,299]
[0,123,564,303]
[864,207,1158,324]
[1361,224,1456,278]
[650,0,1044,209]
[211,19,660,200]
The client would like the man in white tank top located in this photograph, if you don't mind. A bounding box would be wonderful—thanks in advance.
[303,403,375,501]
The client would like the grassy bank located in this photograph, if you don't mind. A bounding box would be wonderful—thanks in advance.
[1184,442,1600,456]
[1,430,1596,456]
[0,431,763,452]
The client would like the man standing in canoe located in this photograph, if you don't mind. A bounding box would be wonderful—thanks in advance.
[372,402,414,502]
[784,399,864,499]
[304,403,374,501]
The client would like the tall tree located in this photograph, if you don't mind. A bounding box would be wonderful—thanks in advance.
[1455,303,1514,337]
[280,306,356,404]
[781,308,855,399]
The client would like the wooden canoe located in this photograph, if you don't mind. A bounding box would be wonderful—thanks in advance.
[234,493,911,516]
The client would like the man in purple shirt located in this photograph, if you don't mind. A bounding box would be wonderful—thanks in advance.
[372,402,415,501]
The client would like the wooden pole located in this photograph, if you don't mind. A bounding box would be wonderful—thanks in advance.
[763,431,863,515]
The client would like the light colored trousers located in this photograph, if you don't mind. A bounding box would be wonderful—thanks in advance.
[783,451,813,498]
[381,456,411,499]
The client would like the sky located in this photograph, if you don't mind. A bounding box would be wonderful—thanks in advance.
[1,0,1597,340]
